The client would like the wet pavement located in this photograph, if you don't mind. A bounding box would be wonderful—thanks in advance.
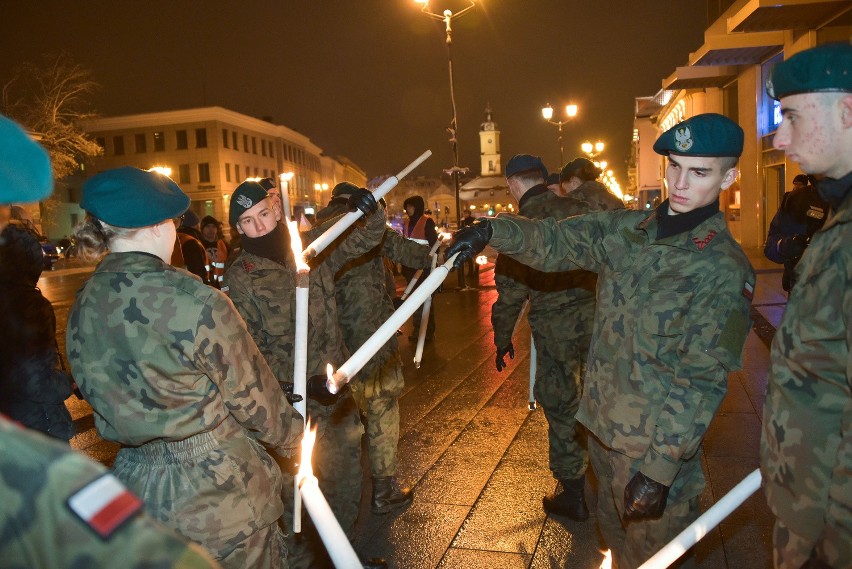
[45,246,782,568]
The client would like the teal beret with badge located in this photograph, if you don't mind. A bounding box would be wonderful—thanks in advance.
[229,180,269,225]
[767,42,852,100]
[81,166,189,228]
[331,181,359,198]
[653,113,744,158]
[0,114,53,204]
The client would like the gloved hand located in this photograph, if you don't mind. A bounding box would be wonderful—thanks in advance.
[778,234,808,259]
[799,550,832,569]
[307,374,345,405]
[445,219,492,271]
[623,471,669,520]
[281,382,304,405]
[495,343,514,372]
[347,188,378,216]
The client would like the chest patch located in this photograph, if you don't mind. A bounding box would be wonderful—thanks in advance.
[242,260,256,273]
[67,473,143,539]
[692,230,717,250]
[742,281,754,301]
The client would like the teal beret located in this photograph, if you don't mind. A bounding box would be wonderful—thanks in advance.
[332,182,359,198]
[81,167,189,228]
[229,180,269,225]
[767,43,852,100]
[0,114,53,204]
[506,154,548,179]
[653,113,744,158]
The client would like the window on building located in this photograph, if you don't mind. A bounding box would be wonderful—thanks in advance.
[198,163,210,183]
[179,164,190,184]
[225,163,231,182]
[251,137,257,154]
[195,128,208,148]
[95,136,106,150]
[254,167,258,176]
[176,130,188,150]
[134,134,146,153]
[232,131,238,150]
[243,134,248,152]
[268,141,274,158]
[261,139,267,156]
[235,164,241,181]
[263,169,268,177]
[113,135,125,155]
[223,129,229,149]
[153,131,165,152]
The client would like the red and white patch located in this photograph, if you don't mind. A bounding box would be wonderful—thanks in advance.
[742,281,754,301]
[67,474,143,539]
[692,230,717,251]
[242,260,256,273]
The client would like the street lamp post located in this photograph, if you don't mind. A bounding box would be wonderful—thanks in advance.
[581,140,605,160]
[415,0,475,290]
[542,103,578,166]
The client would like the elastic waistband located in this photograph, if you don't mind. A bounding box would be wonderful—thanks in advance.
[119,416,239,465]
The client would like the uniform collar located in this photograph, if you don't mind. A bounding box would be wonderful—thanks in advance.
[518,184,549,211]
[97,251,169,272]
[636,204,728,252]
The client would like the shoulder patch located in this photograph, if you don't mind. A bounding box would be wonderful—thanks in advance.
[742,281,754,301]
[242,260,255,273]
[67,473,143,539]
[692,229,718,250]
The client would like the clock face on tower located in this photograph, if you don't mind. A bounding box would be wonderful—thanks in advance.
[487,138,493,144]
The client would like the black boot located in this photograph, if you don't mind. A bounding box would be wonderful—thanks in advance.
[542,476,589,521]
[371,476,413,515]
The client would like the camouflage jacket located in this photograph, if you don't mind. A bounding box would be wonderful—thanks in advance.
[66,252,303,455]
[761,172,851,565]
[492,184,620,348]
[490,209,755,485]
[567,179,625,211]
[318,199,431,377]
[223,208,386,380]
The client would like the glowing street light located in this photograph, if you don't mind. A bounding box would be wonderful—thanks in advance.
[541,103,578,166]
[581,140,605,159]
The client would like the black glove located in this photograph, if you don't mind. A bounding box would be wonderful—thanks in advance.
[347,188,378,216]
[778,234,808,259]
[307,374,345,405]
[445,219,492,271]
[392,297,404,310]
[495,343,514,372]
[281,382,303,405]
[623,471,669,521]
[799,550,832,569]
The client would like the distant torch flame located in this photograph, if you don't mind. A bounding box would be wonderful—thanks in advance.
[599,549,612,569]
[476,255,488,265]
[287,220,310,273]
[297,420,317,482]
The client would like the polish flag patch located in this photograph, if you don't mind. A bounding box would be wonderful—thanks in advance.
[742,281,754,301]
[67,474,143,539]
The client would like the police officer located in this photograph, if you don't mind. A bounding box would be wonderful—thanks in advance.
[764,174,830,291]
[67,167,304,569]
[317,182,431,515]
[223,180,384,568]
[447,113,755,569]
[761,42,852,569]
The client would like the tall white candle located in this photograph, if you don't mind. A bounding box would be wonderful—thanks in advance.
[298,477,362,568]
[413,251,439,368]
[637,469,762,569]
[303,150,432,261]
[327,253,459,393]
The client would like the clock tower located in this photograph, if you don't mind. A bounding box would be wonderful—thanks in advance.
[479,105,501,176]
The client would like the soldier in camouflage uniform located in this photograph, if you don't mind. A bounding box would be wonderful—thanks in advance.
[491,154,623,522]
[317,182,431,515]
[223,180,386,568]
[448,114,755,569]
[66,167,304,569]
[0,415,221,569]
[761,43,852,569]
[560,156,625,211]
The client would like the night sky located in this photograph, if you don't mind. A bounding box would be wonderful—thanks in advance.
[1,1,708,184]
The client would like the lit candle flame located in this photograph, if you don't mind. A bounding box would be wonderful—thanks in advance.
[599,549,612,569]
[297,419,317,483]
[475,255,488,265]
[287,220,310,273]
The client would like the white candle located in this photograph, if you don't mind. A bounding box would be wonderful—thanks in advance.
[401,237,442,302]
[637,469,762,569]
[303,150,432,261]
[298,477,362,568]
[413,252,439,368]
[327,253,459,393]
[279,173,294,222]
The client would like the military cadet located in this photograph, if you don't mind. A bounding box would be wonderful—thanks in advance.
[761,42,852,569]
[223,180,385,568]
[316,182,431,515]
[492,154,623,522]
[447,113,755,569]
[560,156,625,210]
[0,113,53,223]
[67,167,304,569]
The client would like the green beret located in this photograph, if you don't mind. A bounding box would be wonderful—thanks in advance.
[767,43,852,100]
[506,154,548,179]
[332,182,359,198]
[653,113,744,158]
[229,180,269,226]
[0,114,53,204]
[81,167,189,228]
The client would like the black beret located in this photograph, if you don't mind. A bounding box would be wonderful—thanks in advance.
[506,154,548,179]
[560,157,597,183]
[767,42,852,100]
[653,113,744,158]
[229,180,269,226]
[81,167,189,228]
[0,114,53,204]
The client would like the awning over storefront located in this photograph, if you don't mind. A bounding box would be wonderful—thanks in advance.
[663,65,740,90]
[727,0,852,34]
[690,31,784,66]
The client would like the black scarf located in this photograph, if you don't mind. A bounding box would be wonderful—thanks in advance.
[816,170,852,210]
[655,198,720,240]
[240,222,291,265]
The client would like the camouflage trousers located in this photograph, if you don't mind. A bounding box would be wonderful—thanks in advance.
[588,434,704,569]
[349,355,405,477]
[281,392,364,569]
[112,415,287,569]
[532,332,589,481]
[772,519,847,568]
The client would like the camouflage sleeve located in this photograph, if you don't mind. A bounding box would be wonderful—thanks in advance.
[490,211,617,273]
[324,205,387,274]
[491,254,530,348]
[382,228,431,269]
[193,291,303,455]
[641,266,754,485]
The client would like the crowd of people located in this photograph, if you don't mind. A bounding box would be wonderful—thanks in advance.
[0,42,849,569]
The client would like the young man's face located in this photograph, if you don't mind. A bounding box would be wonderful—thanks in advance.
[405,204,415,217]
[665,154,737,214]
[201,224,218,241]
[773,92,850,179]
[236,198,280,238]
